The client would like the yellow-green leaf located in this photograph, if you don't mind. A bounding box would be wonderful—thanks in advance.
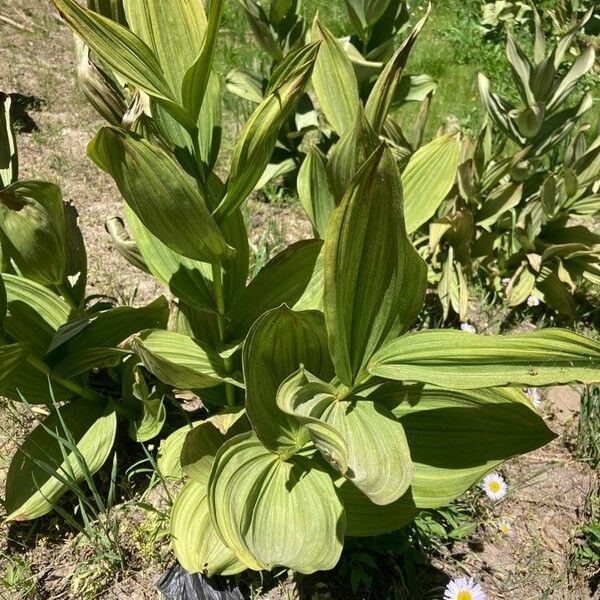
[208,432,345,573]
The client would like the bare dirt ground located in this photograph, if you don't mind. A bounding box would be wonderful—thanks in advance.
[0,2,598,599]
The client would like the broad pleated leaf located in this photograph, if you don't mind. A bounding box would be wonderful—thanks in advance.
[123,0,205,100]
[297,147,336,237]
[402,134,461,234]
[3,274,71,355]
[327,107,379,200]
[88,127,234,262]
[171,480,245,576]
[324,146,427,386]
[230,239,323,337]
[0,181,67,286]
[181,408,250,484]
[157,421,200,479]
[276,369,348,474]
[53,0,177,106]
[213,47,317,222]
[128,396,166,442]
[311,19,359,135]
[0,343,31,388]
[337,479,418,537]
[5,398,117,521]
[124,329,241,390]
[277,368,413,504]
[208,432,345,573]
[52,347,128,378]
[243,306,334,455]
[369,329,600,388]
[0,93,18,188]
[181,0,224,122]
[364,7,429,133]
[378,384,555,507]
[47,297,168,356]
[124,207,215,311]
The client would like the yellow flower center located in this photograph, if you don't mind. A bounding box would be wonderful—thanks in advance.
[457,592,472,600]
[489,481,501,493]
[500,524,510,535]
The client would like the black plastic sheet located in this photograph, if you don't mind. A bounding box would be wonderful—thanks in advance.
[156,562,244,600]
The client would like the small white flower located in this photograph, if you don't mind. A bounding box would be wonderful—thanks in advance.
[501,277,510,287]
[525,387,542,407]
[526,294,540,307]
[460,322,476,333]
[481,472,507,501]
[497,518,512,537]
[443,576,486,600]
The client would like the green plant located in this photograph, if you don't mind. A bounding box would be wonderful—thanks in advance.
[417,6,600,319]
[577,384,600,468]
[0,92,179,522]
[226,0,436,190]
[6,0,600,582]
[36,0,600,578]
[571,487,600,581]
[480,1,532,37]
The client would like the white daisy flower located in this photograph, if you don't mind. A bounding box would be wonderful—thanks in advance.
[443,576,486,600]
[525,387,542,407]
[460,322,476,333]
[526,294,540,307]
[481,472,507,501]
[501,277,510,287]
[497,518,512,537]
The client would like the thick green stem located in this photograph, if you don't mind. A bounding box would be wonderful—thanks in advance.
[26,354,102,402]
[211,262,236,406]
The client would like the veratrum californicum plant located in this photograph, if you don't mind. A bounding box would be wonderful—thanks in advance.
[1,0,598,578]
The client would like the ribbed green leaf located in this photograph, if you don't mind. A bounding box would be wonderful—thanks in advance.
[277,368,413,505]
[370,329,600,388]
[208,432,345,572]
[181,0,224,122]
[0,181,67,286]
[2,274,71,355]
[324,146,427,386]
[5,398,117,521]
[337,479,418,537]
[171,480,245,576]
[47,297,168,357]
[125,329,241,390]
[88,128,234,262]
[230,239,323,337]
[124,0,206,101]
[243,306,334,455]
[157,421,199,479]
[127,396,166,443]
[0,343,31,388]
[53,0,179,109]
[379,384,555,507]
[402,134,461,234]
[52,347,128,378]
[297,147,336,238]
[0,93,18,188]
[311,19,359,135]
[327,107,379,201]
[124,207,215,311]
[213,47,317,222]
[364,7,429,133]
[276,369,348,473]
[181,408,250,484]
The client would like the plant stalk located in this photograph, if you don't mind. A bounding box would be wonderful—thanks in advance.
[211,262,236,406]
